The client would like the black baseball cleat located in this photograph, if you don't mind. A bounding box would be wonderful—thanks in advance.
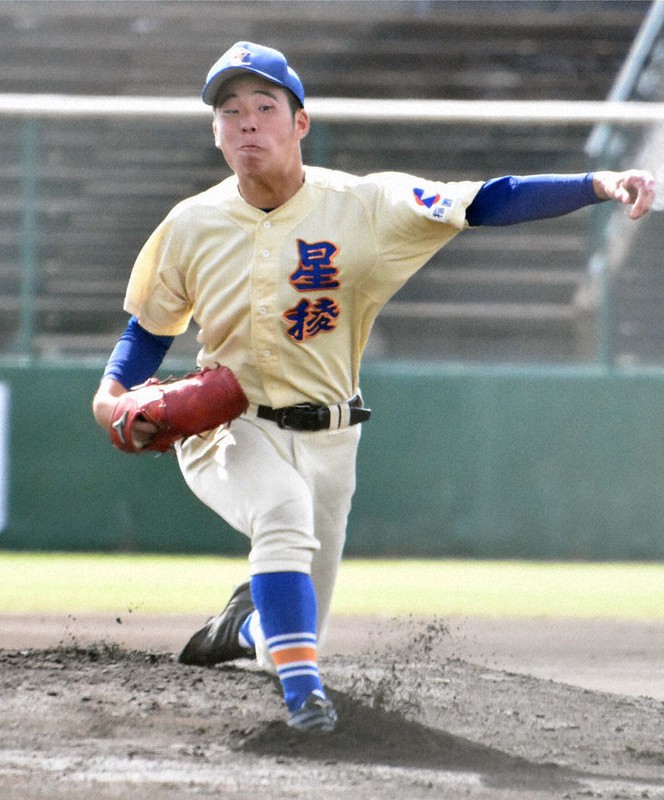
[178,580,255,666]
[287,692,338,733]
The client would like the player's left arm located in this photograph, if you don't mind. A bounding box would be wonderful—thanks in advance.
[466,170,655,227]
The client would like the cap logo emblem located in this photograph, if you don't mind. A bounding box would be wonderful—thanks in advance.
[228,46,252,66]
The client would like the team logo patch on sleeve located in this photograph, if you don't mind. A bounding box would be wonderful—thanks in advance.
[412,187,454,221]
[413,187,440,208]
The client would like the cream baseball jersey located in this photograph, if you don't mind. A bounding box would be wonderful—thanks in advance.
[124,166,482,408]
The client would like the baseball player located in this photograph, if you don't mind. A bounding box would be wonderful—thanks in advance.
[92,41,655,734]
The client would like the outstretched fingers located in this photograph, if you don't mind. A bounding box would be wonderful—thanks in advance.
[593,169,656,219]
[623,171,656,219]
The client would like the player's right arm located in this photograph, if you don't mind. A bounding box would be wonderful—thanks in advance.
[92,376,127,431]
[92,316,174,441]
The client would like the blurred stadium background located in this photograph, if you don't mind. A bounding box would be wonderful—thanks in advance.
[1,0,664,559]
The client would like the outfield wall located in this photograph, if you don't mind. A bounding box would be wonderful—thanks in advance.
[1,362,663,560]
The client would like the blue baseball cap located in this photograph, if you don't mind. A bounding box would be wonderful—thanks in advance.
[202,42,305,107]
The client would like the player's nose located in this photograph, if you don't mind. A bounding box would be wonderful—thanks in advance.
[240,112,258,132]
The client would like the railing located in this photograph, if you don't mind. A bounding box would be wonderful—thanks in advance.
[3,91,664,365]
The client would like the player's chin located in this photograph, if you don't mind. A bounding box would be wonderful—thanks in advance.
[221,149,260,174]
[236,149,270,170]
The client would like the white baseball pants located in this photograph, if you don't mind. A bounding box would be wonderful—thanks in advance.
[176,415,362,668]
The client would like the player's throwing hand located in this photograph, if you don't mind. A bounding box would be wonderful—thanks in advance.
[592,169,656,219]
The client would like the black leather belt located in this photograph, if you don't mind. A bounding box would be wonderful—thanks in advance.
[256,395,371,431]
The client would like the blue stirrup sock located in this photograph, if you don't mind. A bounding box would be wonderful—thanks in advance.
[247,571,326,712]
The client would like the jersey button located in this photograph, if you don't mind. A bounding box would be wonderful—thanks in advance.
[262,249,270,258]
[263,221,272,229]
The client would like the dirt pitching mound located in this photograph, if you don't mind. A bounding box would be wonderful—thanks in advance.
[0,619,662,800]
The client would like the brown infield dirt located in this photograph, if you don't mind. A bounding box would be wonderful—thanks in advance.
[0,613,662,800]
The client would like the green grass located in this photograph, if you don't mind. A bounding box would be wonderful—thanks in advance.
[1,553,663,619]
[334,559,664,618]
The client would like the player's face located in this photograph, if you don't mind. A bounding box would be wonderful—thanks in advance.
[212,74,309,183]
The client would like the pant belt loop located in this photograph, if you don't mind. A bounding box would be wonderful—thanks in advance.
[333,401,352,429]
[327,403,339,430]
[324,398,358,430]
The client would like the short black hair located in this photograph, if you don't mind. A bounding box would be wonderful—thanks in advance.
[285,90,304,116]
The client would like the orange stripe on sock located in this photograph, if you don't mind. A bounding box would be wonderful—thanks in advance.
[270,646,317,667]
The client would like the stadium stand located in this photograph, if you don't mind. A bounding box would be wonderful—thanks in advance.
[0,0,654,363]
[603,43,664,366]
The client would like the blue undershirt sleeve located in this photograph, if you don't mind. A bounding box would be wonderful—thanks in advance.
[465,172,602,227]
[102,316,174,389]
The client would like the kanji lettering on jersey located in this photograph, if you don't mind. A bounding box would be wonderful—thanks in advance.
[284,298,340,342]
[432,198,453,219]
[290,239,340,291]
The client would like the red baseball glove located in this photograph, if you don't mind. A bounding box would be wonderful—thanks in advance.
[109,366,248,454]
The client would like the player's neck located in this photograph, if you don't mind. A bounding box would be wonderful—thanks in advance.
[237,170,305,211]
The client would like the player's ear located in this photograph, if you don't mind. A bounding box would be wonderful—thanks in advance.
[295,108,310,141]
[212,113,222,150]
